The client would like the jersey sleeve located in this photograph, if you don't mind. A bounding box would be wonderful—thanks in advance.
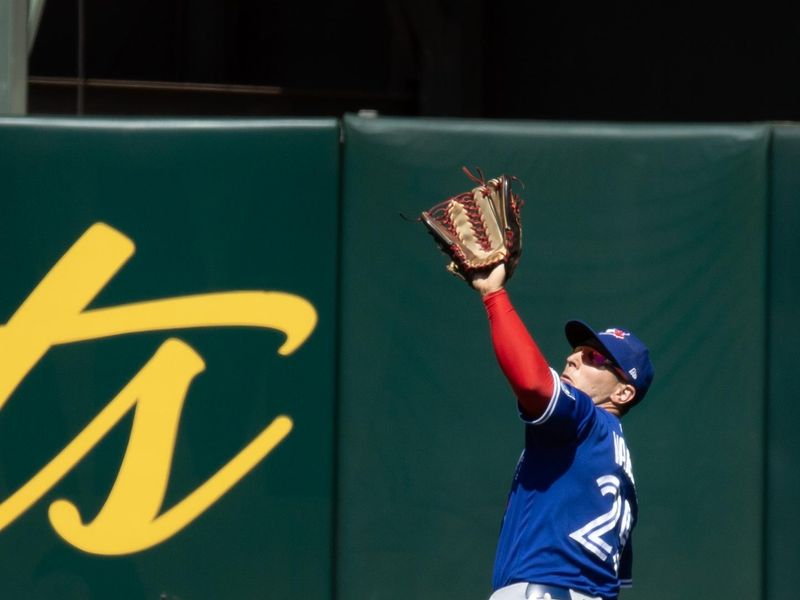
[522,373,597,438]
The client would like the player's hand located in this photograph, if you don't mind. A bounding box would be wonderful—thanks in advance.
[471,263,506,296]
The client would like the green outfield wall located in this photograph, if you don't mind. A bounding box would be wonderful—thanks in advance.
[0,116,795,600]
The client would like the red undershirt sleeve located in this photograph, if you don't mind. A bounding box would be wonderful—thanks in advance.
[482,288,555,419]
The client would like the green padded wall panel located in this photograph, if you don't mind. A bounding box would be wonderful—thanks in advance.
[0,117,340,599]
[337,116,768,600]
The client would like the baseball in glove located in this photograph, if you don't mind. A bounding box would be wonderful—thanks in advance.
[420,166,523,282]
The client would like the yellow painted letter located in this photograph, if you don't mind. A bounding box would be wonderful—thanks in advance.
[0,223,315,554]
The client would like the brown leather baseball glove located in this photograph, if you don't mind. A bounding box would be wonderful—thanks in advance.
[421,166,523,282]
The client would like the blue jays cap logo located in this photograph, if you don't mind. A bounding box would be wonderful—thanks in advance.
[600,328,630,340]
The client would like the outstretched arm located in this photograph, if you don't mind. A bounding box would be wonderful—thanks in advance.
[474,265,554,418]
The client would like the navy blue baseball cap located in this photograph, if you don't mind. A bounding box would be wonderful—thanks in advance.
[565,320,655,403]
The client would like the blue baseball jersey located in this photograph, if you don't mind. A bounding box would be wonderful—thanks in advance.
[491,368,637,599]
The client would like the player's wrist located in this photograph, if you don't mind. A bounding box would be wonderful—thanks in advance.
[470,263,508,296]
[477,282,505,297]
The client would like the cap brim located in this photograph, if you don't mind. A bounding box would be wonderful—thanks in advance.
[565,320,623,371]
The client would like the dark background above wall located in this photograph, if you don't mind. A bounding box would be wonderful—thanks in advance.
[27,1,800,121]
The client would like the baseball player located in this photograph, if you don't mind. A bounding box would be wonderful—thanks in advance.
[473,263,654,600]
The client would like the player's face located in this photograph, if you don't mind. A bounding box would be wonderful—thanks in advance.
[561,345,627,404]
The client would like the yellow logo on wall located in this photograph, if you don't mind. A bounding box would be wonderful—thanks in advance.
[0,223,317,555]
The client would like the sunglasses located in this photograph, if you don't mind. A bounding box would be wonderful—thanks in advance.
[578,347,628,381]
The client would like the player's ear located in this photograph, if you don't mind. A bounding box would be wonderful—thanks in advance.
[612,383,636,408]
